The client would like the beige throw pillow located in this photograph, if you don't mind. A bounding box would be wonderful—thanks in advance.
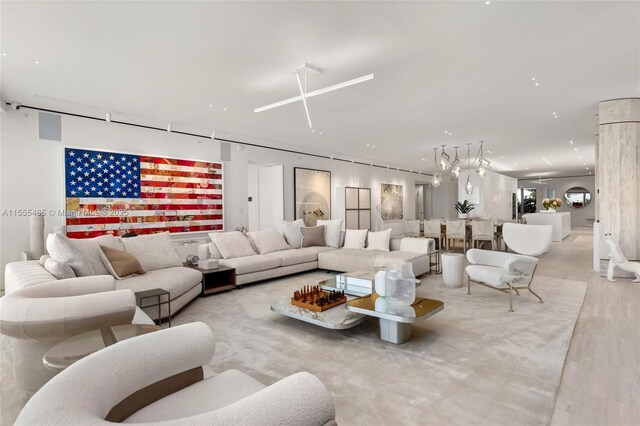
[300,226,326,247]
[247,229,291,254]
[99,245,146,279]
[209,231,257,259]
[46,233,122,276]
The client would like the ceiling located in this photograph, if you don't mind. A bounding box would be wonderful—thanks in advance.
[1,1,639,178]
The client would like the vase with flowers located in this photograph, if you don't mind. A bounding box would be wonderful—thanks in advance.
[542,198,562,212]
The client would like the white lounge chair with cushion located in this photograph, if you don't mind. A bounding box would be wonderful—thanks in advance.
[0,261,153,391]
[16,322,337,426]
[465,223,553,312]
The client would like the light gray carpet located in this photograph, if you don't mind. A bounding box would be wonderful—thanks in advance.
[173,271,587,426]
[0,271,587,425]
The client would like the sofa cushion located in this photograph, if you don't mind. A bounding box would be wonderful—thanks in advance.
[343,229,368,249]
[318,248,383,272]
[373,250,428,268]
[47,233,122,277]
[114,266,202,300]
[271,247,326,266]
[43,258,76,280]
[317,219,343,248]
[300,226,326,247]
[219,254,282,275]
[124,369,265,423]
[120,232,182,272]
[99,245,146,279]
[367,229,392,251]
[209,232,257,259]
[246,229,291,254]
[281,219,304,249]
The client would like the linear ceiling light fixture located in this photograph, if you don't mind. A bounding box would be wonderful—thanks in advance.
[254,63,374,128]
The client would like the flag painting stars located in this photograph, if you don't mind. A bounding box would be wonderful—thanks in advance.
[64,148,224,238]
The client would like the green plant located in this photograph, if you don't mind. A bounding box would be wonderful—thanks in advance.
[455,200,475,214]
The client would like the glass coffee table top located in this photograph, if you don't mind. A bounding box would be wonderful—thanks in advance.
[319,274,421,297]
[346,293,444,324]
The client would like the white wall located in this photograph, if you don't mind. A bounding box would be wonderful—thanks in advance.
[458,170,517,220]
[0,110,418,287]
[425,182,458,219]
[518,175,595,228]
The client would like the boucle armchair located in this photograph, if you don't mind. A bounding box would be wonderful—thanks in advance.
[0,271,149,391]
[465,223,553,312]
[16,322,337,426]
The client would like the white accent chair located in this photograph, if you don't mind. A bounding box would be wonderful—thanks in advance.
[465,223,553,312]
[446,220,468,252]
[471,219,495,250]
[605,234,640,283]
[0,261,153,391]
[424,219,444,250]
[16,322,337,426]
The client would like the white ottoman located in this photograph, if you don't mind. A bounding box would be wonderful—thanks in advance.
[441,253,465,288]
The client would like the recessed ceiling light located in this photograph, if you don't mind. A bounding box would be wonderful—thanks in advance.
[583,162,586,165]
[487,150,493,154]
[525,167,529,170]
[569,140,574,144]
[371,145,375,148]
[574,147,578,151]
[319,131,323,135]
[586,167,589,170]
[499,155,505,159]
[589,172,592,175]
[531,77,536,81]
[311,129,315,133]
[535,82,540,87]
[223,107,228,111]
[209,104,213,108]
[34,60,39,64]
[579,156,583,160]
[366,143,370,147]
[485,1,490,4]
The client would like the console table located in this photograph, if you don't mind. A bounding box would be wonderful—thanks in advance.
[524,212,571,241]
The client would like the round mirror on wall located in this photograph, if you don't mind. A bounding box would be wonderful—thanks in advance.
[563,187,592,208]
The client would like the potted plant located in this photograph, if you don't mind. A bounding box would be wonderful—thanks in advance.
[455,200,475,219]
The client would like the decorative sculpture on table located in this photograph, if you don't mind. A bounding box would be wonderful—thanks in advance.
[605,233,640,283]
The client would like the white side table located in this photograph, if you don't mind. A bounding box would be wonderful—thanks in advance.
[441,253,465,288]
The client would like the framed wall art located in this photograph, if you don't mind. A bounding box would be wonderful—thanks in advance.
[294,167,331,226]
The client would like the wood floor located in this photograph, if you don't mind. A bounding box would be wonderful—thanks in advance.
[543,230,640,426]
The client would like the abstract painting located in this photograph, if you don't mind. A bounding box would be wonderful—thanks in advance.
[381,183,403,220]
[294,167,331,226]
[64,147,223,238]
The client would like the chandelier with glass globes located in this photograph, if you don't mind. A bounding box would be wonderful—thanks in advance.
[430,141,490,195]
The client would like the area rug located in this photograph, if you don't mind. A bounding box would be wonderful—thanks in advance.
[171,271,587,426]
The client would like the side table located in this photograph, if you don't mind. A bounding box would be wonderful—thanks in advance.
[184,264,237,295]
[428,250,441,275]
[441,253,465,288]
[135,288,171,327]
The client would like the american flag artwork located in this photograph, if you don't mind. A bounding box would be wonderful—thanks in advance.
[64,147,223,238]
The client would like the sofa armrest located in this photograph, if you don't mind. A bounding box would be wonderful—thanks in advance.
[0,276,135,340]
[185,371,336,426]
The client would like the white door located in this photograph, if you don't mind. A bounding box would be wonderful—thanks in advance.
[258,165,284,230]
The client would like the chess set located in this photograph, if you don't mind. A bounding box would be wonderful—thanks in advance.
[290,285,346,312]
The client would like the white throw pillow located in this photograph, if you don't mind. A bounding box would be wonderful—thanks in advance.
[281,219,304,249]
[247,229,291,254]
[209,231,257,259]
[207,242,223,259]
[343,229,368,249]
[317,219,343,248]
[120,232,182,272]
[366,228,392,251]
[46,233,122,276]
[43,257,77,280]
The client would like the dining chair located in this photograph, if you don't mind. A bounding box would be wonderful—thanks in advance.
[446,220,468,252]
[424,219,444,249]
[471,219,495,250]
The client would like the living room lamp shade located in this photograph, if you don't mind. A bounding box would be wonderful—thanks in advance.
[451,146,462,178]
[476,140,489,178]
[439,145,451,170]
[465,143,474,195]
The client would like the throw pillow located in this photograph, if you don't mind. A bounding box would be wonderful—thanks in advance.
[120,231,182,271]
[43,257,77,280]
[207,242,223,259]
[209,231,257,259]
[247,229,291,254]
[99,245,146,279]
[300,226,326,247]
[343,229,368,249]
[281,219,304,248]
[317,219,343,248]
[366,228,392,251]
[46,233,122,276]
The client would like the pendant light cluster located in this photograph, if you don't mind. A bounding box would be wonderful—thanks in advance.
[430,141,491,195]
